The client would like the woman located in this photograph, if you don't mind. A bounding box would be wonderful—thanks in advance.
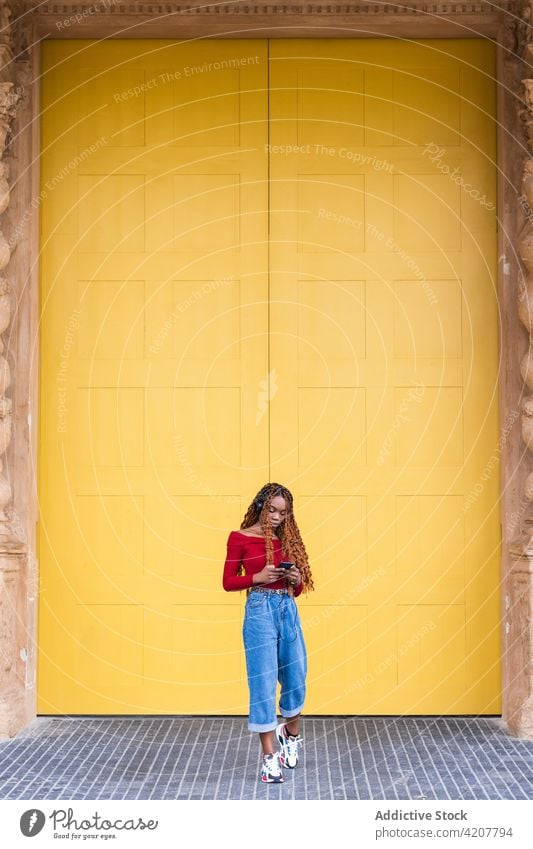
[222,482,314,783]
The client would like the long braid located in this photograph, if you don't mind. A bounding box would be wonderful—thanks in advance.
[240,482,314,594]
[277,512,314,593]
[260,509,275,568]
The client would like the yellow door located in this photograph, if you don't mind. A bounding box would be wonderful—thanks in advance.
[39,38,500,715]
[269,39,500,713]
[38,40,269,712]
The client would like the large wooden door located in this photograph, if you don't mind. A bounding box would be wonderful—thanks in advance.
[39,38,500,715]
[269,39,500,713]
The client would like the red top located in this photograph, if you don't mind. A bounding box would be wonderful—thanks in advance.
[222,530,304,597]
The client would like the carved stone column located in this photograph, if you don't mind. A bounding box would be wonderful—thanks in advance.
[507,554,533,734]
[0,0,31,738]
[505,0,533,736]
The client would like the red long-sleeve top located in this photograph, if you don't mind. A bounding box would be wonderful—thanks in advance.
[222,531,304,597]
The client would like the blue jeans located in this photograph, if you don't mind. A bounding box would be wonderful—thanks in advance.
[242,591,307,732]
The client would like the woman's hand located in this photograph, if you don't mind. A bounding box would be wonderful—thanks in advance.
[254,565,286,585]
[286,565,301,587]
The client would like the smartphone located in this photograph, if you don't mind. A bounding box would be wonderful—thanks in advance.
[279,561,294,570]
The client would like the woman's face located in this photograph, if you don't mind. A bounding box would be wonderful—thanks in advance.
[267,495,287,530]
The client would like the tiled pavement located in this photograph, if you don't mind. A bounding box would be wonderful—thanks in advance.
[0,716,532,800]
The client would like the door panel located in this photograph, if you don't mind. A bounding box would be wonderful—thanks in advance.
[38,40,269,713]
[268,39,500,714]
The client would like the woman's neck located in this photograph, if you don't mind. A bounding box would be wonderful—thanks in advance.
[241,524,280,538]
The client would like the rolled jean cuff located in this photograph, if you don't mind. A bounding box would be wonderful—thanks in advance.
[280,702,305,719]
[248,719,279,732]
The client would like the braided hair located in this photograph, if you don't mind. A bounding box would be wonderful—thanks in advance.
[240,482,314,594]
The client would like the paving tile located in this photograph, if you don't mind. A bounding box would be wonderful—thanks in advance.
[0,717,532,799]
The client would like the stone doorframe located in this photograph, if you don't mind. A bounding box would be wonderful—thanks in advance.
[1,0,533,738]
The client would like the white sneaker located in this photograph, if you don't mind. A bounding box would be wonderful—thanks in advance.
[261,751,285,783]
[276,722,303,768]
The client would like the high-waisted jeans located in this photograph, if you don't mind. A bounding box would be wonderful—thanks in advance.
[242,591,307,732]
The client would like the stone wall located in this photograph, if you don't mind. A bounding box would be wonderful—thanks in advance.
[1,0,530,737]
